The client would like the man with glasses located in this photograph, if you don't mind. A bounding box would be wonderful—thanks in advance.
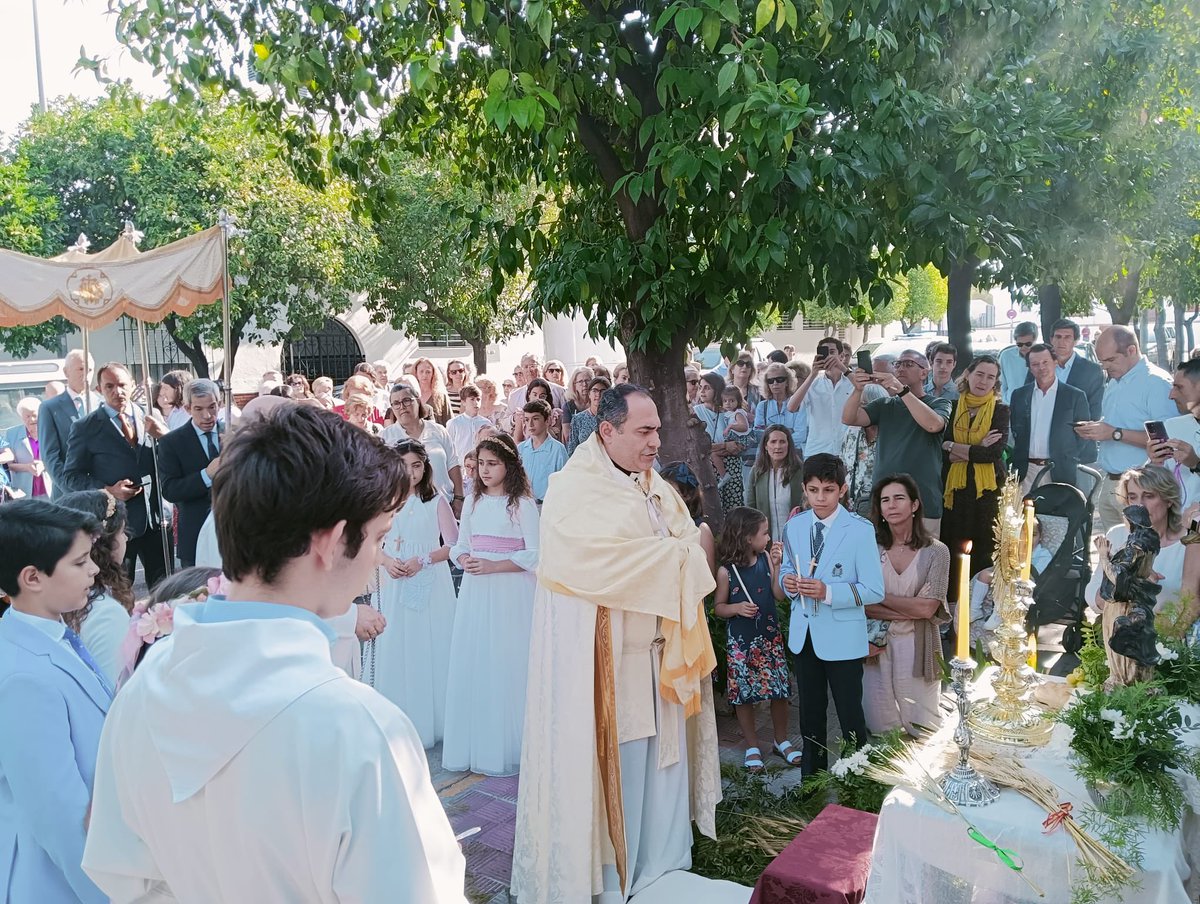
[506,352,566,415]
[843,350,953,537]
[999,322,1037,404]
[786,338,854,457]
[684,365,701,405]
[1075,325,1175,531]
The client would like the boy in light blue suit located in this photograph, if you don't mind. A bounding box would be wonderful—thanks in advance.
[0,498,110,904]
[776,453,884,775]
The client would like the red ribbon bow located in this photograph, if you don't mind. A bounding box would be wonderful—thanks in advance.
[1041,802,1073,834]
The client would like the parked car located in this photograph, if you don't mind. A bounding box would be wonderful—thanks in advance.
[0,359,66,432]
[694,338,777,374]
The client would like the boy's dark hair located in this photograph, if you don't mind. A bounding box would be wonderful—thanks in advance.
[523,398,552,420]
[0,499,99,599]
[659,461,702,520]
[213,405,408,584]
[716,506,768,566]
[931,342,957,362]
[1027,342,1054,359]
[459,383,481,401]
[802,452,847,487]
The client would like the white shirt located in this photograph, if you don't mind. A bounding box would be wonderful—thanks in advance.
[445,413,492,465]
[801,374,855,457]
[1028,378,1059,459]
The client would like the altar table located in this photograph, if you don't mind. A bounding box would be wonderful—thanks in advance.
[864,681,1200,904]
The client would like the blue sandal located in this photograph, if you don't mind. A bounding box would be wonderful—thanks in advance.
[774,740,802,767]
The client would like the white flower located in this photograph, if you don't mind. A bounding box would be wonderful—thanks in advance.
[830,758,851,779]
[1156,642,1179,662]
[1099,708,1123,723]
[1099,707,1134,740]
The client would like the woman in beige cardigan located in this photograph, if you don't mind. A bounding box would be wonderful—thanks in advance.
[746,425,806,540]
[864,473,950,737]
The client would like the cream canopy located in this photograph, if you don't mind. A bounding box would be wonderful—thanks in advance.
[0,226,225,329]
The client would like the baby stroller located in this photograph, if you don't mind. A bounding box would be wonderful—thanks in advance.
[1023,465,1103,657]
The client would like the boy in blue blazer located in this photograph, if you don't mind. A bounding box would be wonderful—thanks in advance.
[776,453,884,775]
[0,498,110,904]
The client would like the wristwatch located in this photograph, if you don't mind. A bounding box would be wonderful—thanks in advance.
[897,386,911,398]
[1111,428,1123,442]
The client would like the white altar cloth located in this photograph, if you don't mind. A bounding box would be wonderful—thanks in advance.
[865,675,1200,904]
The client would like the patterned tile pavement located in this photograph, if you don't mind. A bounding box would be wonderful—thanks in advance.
[429,700,817,904]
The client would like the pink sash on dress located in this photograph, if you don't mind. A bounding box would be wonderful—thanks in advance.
[471,534,526,554]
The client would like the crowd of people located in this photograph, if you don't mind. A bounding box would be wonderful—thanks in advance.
[3,320,1200,902]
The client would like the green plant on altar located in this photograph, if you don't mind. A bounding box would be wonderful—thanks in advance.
[801,729,908,814]
[1067,620,1109,691]
[1153,639,1200,705]
[1056,682,1200,831]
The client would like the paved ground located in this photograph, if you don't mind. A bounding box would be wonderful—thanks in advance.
[430,700,815,904]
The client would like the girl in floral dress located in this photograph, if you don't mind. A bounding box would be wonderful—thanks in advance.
[714,506,798,771]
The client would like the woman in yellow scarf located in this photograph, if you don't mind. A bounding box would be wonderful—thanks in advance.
[939,355,1009,611]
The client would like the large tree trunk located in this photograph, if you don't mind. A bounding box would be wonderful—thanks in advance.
[946,258,976,373]
[466,335,489,376]
[1185,302,1199,359]
[1104,269,1141,325]
[627,326,723,530]
[1153,296,1168,368]
[1038,283,1062,344]
[1174,298,1186,365]
[163,315,211,378]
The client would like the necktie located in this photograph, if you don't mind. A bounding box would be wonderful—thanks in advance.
[120,411,137,446]
[73,395,83,415]
[63,627,115,700]
[203,431,218,461]
[811,521,826,569]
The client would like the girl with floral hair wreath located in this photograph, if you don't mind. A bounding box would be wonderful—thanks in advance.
[58,489,136,685]
[442,432,541,775]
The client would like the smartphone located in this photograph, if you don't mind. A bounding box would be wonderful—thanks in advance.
[856,349,873,373]
[1145,420,1169,445]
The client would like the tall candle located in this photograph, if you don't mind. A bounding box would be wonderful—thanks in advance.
[1020,501,1036,581]
[956,541,973,661]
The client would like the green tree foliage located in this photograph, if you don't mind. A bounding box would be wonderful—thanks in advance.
[106,0,1096,461]
[364,157,534,375]
[0,88,372,376]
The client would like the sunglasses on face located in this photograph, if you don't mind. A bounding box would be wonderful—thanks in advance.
[1016,341,1033,348]
[687,379,700,385]
[448,368,464,375]
[765,376,788,385]
[287,378,304,385]
[546,367,563,373]
[735,361,753,368]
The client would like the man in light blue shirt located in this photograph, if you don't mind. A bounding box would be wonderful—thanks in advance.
[1075,325,1177,531]
[518,399,568,503]
[998,321,1037,404]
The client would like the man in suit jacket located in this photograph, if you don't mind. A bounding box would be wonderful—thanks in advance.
[1011,344,1096,494]
[0,499,111,904]
[777,453,885,775]
[62,362,169,587]
[38,349,102,499]
[1025,318,1105,420]
[6,397,52,497]
[159,378,224,567]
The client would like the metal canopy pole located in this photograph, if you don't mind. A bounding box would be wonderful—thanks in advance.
[81,326,92,413]
[217,209,235,424]
[135,317,173,578]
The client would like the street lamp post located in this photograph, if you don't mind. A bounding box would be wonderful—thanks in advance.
[31,0,47,112]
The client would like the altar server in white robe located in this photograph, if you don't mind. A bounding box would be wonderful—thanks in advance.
[82,404,466,903]
[512,385,722,903]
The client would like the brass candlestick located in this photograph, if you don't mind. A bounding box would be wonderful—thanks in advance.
[941,656,999,806]
[969,476,1053,747]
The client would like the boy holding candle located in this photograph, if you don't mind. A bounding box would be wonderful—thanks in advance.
[776,453,884,774]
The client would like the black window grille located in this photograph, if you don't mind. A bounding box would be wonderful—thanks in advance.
[119,318,193,381]
[281,317,365,384]
[418,326,468,348]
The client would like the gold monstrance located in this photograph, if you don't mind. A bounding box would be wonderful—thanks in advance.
[969,474,1053,746]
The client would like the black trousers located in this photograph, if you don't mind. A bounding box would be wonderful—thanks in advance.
[793,632,868,775]
[124,528,170,591]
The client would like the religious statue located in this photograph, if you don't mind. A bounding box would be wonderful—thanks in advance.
[1098,505,1162,686]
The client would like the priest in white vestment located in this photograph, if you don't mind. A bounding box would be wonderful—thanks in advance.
[82,404,466,902]
[511,385,721,903]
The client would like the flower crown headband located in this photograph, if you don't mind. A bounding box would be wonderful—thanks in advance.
[99,488,117,521]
